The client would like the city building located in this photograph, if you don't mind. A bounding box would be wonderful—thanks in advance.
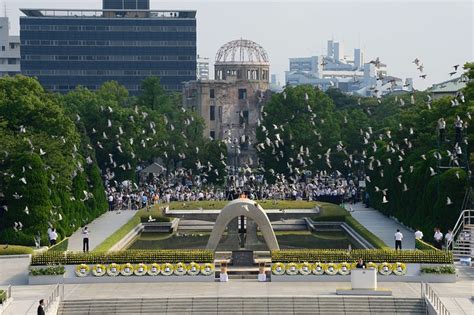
[197,54,209,80]
[270,73,283,92]
[183,39,272,168]
[285,40,412,97]
[19,0,196,94]
[0,17,21,77]
[429,76,467,99]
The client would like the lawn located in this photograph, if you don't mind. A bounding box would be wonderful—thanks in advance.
[158,199,328,210]
[0,244,34,255]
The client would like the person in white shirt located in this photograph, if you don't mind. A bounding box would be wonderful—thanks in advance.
[49,229,58,246]
[414,229,424,240]
[444,229,453,248]
[394,229,403,251]
[108,195,114,211]
[434,228,443,249]
[82,227,90,252]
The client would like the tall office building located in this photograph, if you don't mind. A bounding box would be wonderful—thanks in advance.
[20,0,196,94]
[0,17,21,77]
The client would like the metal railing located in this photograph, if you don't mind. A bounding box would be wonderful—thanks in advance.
[421,282,450,315]
[44,283,63,314]
[447,209,473,250]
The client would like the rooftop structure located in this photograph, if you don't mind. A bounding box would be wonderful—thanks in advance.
[429,76,468,99]
[20,9,196,19]
[103,0,150,10]
[215,39,269,64]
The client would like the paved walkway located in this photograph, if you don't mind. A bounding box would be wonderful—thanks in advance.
[0,257,31,285]
[2,284,57,315]
[350,202,415,249]
[67,210,136,251]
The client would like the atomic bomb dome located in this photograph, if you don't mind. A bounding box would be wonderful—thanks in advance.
[215,39,269,64]
[214,39,270,82]
[183,38,272,168]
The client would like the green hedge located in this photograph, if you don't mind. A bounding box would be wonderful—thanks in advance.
[271,249,453,264]
[0,245,34,255]
[311,203,349,222]
[48,238,69,252]
[344,216,388,249]
[29,265,65,276]
[421,265,456,274]
[0,290,5,304]
[31,250,214,265]
[138,213,172,223]
[415,239,440,251]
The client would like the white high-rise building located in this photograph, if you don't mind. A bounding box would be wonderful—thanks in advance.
[354,48,363,69]
[333,41,344,62]
[197,54,210,80]
[0,17,21,77]
[285,39,412,97]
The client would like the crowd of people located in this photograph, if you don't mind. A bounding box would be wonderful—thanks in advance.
[102,166,465,253]
[104,170,362,211]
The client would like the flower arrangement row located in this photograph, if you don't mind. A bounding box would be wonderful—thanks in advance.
[74,262,215,277]
[271,249,452,264]
[271,262,407,276]
[31,250,214,266]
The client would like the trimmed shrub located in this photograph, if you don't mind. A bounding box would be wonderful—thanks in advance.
[29,265,65,276]
[271,249,453,264]
[0,244,34,255]
[421,265,456,274]
[415,239,440,251]
[31,250,214,265]
[48,238,69,252]
[138,213,171,223]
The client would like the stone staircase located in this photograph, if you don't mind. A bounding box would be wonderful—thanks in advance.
[58,297,426,314]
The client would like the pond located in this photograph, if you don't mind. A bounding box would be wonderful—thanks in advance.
[127,230,360,251]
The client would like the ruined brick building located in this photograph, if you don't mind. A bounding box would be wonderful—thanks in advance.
[183,39,272,169]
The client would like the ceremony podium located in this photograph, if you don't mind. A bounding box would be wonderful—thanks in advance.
[351,268,377,290]
[337,268,392,296]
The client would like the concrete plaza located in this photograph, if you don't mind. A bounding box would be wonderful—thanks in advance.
[2,279,472,315]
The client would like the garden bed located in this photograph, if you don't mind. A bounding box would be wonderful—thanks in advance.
[29,263,215,284]
[270,263,455,283]
[271,249,453,264]
[31,249,214,265]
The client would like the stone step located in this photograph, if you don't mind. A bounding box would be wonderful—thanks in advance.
[59,297,426,315]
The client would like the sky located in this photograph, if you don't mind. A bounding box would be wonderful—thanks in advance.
[2,0,473,90]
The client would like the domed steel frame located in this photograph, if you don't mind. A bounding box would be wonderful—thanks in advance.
[214,39,270,82]
[215,39,269,64]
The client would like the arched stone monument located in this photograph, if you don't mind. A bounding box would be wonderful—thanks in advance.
[206,198,279,251]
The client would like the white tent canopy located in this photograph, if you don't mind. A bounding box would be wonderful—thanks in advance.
[140,162,166,176]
